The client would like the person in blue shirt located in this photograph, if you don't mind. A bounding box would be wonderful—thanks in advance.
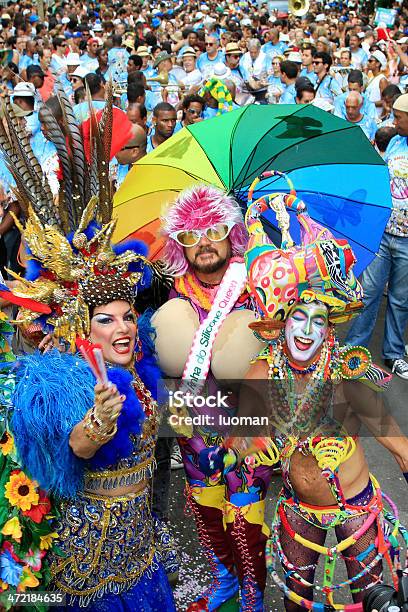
[300,43,318,86]
[334,70,377,120]
[174,94,205,133]
[80,37,100,72]
[262,27,287,59]
[279,60,299,104]
[313,51,342,104]
[344,91,377,141]
[197,34,225,75]
[147,51,180,110]
[18,40,39,76]
[349,34,368,70]
[146,102,177,153]
[107,35,130,85]
[346,93,408,380]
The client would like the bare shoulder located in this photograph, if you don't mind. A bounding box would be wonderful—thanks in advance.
[245,358,268,380]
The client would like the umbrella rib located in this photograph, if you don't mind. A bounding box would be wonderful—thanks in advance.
[114,168,213,209]
[188,131,226,187]
[240,123,384,188]
[261,124,384,174]
[228,105,251,187]
[233,105,318,190]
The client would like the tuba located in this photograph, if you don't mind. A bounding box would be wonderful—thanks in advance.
[288,0,309,16]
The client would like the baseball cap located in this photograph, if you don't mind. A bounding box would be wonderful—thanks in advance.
[287,51,302,63]
[61,17,70,25]
[13,82,36,98]
[151,17,161,28]
[225,42,243,55]
[369,50,387,69]
[153,51,172,69]
[27,65,45,77]
[397,37,408,44]
[194,11,204,20]
[92,22,103,32]
[66,52,80,66]
[72,65,90,79]
[1,13,11,20]
[88,37,100,45]
[393,93,408,112]
[29,15,39,23]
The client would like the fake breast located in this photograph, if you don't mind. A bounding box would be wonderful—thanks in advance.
[151,298,263,379]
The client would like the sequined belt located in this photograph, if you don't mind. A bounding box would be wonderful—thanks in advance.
[83,454,156,491]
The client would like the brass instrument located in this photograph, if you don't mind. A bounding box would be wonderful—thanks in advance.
[147,71,185,92]
[147,71,170,86]
[288,0,309,17]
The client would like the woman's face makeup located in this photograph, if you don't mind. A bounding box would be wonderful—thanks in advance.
[90,300,137,366]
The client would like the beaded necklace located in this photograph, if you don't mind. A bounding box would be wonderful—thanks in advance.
[267,337,333,434]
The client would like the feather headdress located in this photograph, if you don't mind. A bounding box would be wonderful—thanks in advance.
[0,84,152,347]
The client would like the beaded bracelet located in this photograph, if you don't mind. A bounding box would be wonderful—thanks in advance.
[83,406,118,444]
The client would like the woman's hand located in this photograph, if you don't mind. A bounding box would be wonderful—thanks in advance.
[94,383,125,425]
[69,384,126,460]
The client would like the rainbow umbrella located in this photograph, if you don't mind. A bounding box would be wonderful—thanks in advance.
[113,104,391,271]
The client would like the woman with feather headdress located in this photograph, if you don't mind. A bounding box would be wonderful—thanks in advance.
[0,85,177,610]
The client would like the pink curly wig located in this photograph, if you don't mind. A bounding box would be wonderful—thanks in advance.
[162,184,248,276]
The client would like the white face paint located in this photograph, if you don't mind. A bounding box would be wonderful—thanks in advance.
[285,302,329,363]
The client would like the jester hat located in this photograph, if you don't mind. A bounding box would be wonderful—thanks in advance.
[245,171,364,330]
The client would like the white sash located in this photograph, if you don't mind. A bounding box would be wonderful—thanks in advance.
[180,261,247,396]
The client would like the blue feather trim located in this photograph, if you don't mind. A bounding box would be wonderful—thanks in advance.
[11,351,94,498]
[136,310,163,402]
[24,247,45,281]
[113,239,152,290]
[88,367,146,470]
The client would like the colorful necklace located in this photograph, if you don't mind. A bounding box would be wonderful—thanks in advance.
[267,338,334,433]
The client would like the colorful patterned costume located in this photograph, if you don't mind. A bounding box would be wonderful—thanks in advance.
[239,171,408,611]
[152,185,277,611]
[0,85,177,610]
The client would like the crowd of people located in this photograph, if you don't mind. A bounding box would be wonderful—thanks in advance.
[0,0,407,611]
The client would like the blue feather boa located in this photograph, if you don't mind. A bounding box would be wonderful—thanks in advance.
[11,328,161,499]
[12,351,94,499]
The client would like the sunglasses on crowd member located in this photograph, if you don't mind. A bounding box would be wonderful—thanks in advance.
[170,222,235,247]
[186,108,202,116]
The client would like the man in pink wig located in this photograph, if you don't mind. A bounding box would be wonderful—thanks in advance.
[152,184,276,612]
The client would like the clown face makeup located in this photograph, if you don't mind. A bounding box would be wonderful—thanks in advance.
[285,302,329,363]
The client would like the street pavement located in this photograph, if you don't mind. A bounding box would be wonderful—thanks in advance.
[167,297,408,611]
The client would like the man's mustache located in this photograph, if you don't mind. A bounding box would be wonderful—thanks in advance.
[195,247,218,258]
